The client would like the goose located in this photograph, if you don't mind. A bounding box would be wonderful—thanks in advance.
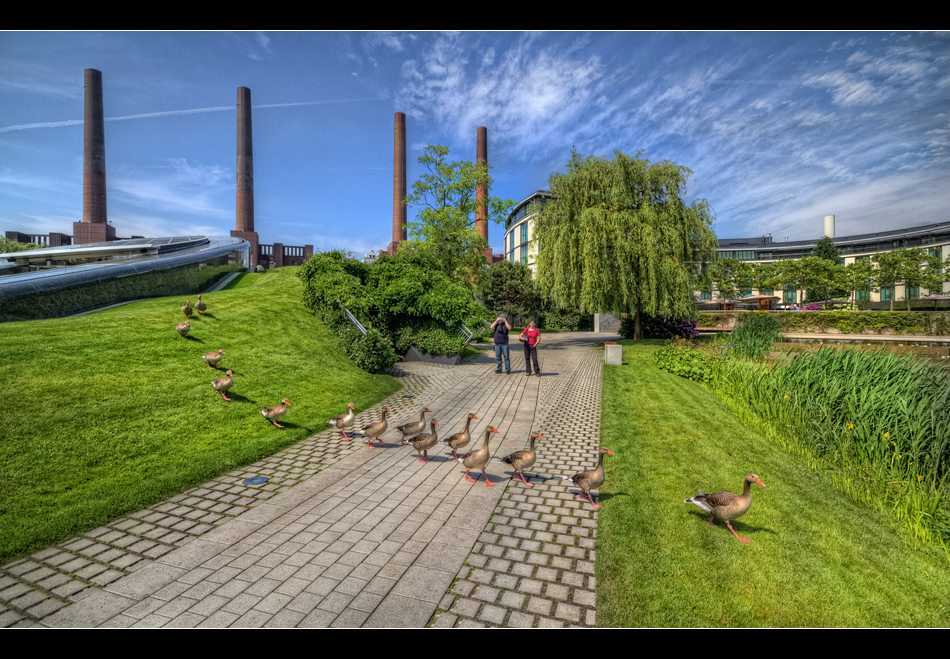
[397,408,433,445]
[498,431,544,488]
[261,398,291,428]
[442,413,478,459]
[212,370,234,401]
[194,294,207,315]
[684,473,766,543]
[408,419,439,462]
[563,447,613,510]
[329,402,356,439]
[203,349,226,368]
[176,322,190,337]
[362,408,391,449]
[181,299,193,319]
[458,426,499,487]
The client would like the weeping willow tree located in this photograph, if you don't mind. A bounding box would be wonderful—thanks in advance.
[535,150,717,339]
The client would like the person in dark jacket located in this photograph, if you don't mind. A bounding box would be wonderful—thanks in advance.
[491,314,512,374]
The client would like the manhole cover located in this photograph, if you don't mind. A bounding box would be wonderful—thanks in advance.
[244,476,269,485]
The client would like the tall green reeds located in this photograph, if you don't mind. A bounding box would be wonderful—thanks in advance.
[729,311,781,360]
[711,346,950,550]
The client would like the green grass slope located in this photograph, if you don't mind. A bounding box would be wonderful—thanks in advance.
[597,340,950,627]
[0,268,400,564]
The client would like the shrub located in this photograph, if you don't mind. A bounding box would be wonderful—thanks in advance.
[349,328,399,373]
[621,314,698,340]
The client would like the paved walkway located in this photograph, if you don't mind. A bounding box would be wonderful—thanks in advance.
[1,331,614,628]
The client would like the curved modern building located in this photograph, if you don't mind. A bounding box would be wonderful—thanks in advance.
[0,235,249,322]
[503,190,950,304]
[503,190,551,271]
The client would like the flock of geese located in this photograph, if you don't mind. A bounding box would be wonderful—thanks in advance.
[175,296,292,428]
[176,294,763,536]
[329,404,614,508]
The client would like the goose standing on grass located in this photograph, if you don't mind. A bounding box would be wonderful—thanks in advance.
[409,419,439,462]
[329,402,356,439]
[563,447,613,509]
[261,398,291,428]
[442,413,478,459]
[203,349,226,368]
[498,431,544,488]
[181,299,193,319]
[459,426,499,487]
[176,322,190,337]
[685,473,766,543]
[397,408,433,445]
[212,370,234,401]
[194,294,207,315]
[362,408,390,449]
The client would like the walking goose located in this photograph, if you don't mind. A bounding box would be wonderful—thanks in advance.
[498,431,544,488]
[203,349,226,368]
[362,408,390,449]
[212,370,234,401]
[261,398,291,428]
[442,413,478,459]
[563,447,613,509]
[459,426,499,487]
[329,402,356,439]
[684,473,766,543]
[409,419,439,462]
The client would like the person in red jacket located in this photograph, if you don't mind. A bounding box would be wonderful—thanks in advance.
[520,319,542,377]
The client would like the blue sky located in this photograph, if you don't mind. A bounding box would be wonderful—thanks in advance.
[2,31,948,257]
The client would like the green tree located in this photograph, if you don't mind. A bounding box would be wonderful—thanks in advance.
[807,236,847,302]
[534,149,717,339]
[0,237,41,253]
[402,145,515,284]
[837,259,875,309]
[476,259,540,322]
[875,248,944,310]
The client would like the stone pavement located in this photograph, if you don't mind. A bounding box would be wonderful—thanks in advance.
[1,331,614,628]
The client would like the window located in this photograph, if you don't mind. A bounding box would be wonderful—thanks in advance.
[856,289,870,302]
[759,288,773,297]
[783,290,797,304]
[700,291,712,301]
[520,223,528,245]
[740,287,752,297]
[520,245,528,264]
[907,286,919,300]
[881,287,893,302]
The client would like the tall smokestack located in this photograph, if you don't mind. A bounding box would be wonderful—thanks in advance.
[230,87,259,268]
[82,68,107,226]
[476,126,491,261]
[236,87,254,233]
[390,112,407,256]
[824,215,835,239]
[74,68,115,243]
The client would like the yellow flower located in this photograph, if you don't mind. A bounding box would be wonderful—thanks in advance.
[918,475,924,482]
[846,422,854,431]
[784,395,789,399]
[884,432,890,438]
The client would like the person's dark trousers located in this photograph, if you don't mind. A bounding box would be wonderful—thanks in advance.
[523,343,540,375]
[495,343,510,373]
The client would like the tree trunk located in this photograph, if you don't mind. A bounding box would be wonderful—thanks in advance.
[633,308,643,340]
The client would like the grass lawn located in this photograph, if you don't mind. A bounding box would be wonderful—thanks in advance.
[0,268,400,564]
[597,339,950,627]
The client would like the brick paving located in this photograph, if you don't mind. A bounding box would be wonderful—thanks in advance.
[1,331,614,628]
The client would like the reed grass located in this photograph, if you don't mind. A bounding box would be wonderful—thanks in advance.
[710,346,950,550]
[599,340,950,627]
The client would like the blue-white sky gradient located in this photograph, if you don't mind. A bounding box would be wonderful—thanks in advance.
[2,31,948,257]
